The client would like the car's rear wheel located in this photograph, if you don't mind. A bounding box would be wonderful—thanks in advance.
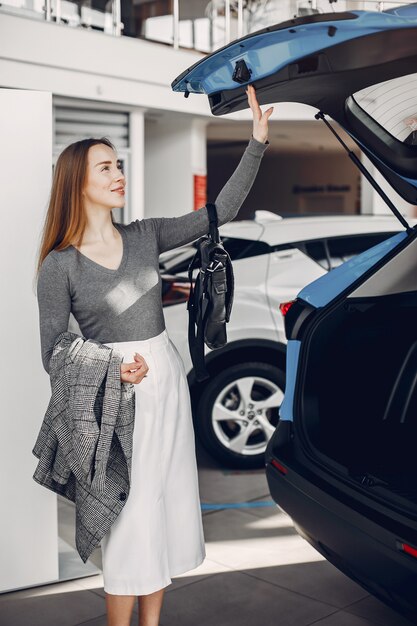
[196,361,285,469]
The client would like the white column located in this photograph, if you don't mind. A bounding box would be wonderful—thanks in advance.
[129,108,146,221]
[0,89,59,592]
[191,119,208,177]
[191,118,209,211]
[225,0,231,43]
[144,114,208,219]
[237,0,244,37]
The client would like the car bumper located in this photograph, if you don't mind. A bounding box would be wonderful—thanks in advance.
[266,456,417,621]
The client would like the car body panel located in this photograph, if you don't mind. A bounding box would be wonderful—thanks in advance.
[252,216,408,247]
[277,339,301,422]
[218,220,264,241]
[266,248,325,333]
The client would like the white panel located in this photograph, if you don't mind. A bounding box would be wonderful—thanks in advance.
[0,89,59,592]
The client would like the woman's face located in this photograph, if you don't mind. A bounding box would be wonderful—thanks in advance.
[83,143,126,210]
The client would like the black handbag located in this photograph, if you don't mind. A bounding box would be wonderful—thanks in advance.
[187,203,234,382]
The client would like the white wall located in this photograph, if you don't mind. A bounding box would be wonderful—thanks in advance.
[0,89,59,592]
[0,12,211,116]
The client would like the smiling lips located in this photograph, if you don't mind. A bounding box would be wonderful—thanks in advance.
[112,187,125,195]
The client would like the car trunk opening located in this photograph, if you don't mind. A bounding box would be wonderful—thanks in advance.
[299,289,417,508]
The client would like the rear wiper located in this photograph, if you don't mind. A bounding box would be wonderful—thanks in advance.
[315,111,413,234]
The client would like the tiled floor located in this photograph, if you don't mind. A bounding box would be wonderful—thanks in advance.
[0,443,415,626]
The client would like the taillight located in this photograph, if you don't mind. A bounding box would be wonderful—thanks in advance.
[281,298,315,340]
[401,543,417,559]
[162,277,192,307]
[271,459,288,475]
[279,300,296,317]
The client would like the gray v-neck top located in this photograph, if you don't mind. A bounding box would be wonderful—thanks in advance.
[37,137,269,373]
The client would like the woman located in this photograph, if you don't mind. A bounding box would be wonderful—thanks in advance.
[36,85,273,626]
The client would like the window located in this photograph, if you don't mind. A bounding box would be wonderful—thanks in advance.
[353,72,417,146]
[295,232,398,271]
[160,237,270,275]
[297,240,330,271]
[221,237,270,261]
[327,233,398,268]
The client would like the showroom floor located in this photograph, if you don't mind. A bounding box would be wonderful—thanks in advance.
[0,442,415,626]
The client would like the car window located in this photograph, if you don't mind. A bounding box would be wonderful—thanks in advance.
[296,240,331,271]
[160,237,270,274]
[327,232,398,268]
[221,237,270,260]
[159,246,195,273]
[293,232,398,272]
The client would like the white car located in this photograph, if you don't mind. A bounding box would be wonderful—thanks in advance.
[160,212,410,469]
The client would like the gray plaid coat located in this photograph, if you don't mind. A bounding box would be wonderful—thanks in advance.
[32,331,135,563]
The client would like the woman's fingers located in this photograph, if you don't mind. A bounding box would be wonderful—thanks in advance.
[246,85,262,120]
[124,360,144,371]
[247,84,274,117]
[120,356,149,384]
[246,84,274,143]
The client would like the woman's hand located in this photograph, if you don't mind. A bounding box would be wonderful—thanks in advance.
[246,84,274,144]
[120,352,149,385]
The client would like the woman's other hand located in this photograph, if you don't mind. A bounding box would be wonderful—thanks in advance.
[246,84,274,144]
[120,352,149,384]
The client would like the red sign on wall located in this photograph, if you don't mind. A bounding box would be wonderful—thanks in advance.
[194,174,207,211]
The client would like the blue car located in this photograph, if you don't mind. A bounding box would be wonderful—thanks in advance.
[172,5,417,621]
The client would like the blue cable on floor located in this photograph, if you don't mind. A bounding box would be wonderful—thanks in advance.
[201,500,276,511]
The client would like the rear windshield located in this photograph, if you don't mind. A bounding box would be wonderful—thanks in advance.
[353,72,417,145]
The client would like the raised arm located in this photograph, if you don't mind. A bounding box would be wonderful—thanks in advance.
[151,136,269,253]
[37,253,71,374]
[149,85,274,254]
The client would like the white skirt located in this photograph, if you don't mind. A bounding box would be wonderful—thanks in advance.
[101,329,206,595]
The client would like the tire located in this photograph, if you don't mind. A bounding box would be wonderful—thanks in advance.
[196,361,285,469]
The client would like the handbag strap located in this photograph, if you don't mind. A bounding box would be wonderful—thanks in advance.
[206,203,220,244]
[187,248,210,381]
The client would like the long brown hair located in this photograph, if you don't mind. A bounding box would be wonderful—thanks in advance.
[35,137,117,277]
